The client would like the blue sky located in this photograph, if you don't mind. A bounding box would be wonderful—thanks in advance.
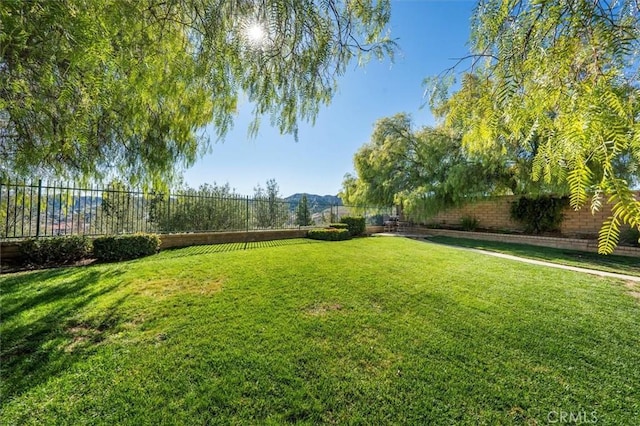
[183,0,475,197]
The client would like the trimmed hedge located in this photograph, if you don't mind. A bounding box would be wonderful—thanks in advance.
[307,228,351,241]
[93,233,160,262]
[340,216,366,237]
[328,223,349,230]
[20,235,91,266]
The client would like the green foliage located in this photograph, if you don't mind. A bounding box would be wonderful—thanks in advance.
[460,216,480,232]
[341,114,550,222]
[100,180,143,234]
[618,227,640,248]
[152,183,247,233]
[367,214,384,226]
[295,194,313,226]
[328,223,349,230]
[0,184,39,239]
[619,227,640,247]
[1,0,394,185]
[92,234,160,262]
[596,184,640,254]
[307,228,351,241]
[254,179,288,229]
[340,216,366,237]
[20,236,91,266]
[510,196,568,234]
[428,0,640,253]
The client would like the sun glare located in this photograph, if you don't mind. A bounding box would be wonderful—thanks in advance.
[242,19,269,49]
[246,23,266,44]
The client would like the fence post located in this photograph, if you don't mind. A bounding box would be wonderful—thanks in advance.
[3,180,9,237]
[35,179,42,238]
[167,191,171,229]
[244,196,249,250]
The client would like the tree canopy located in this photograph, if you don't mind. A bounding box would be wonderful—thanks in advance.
[428,0,640,253]
[254,178,287,228]
[344,0,638,252]
[0,0,392,184]
[341,113,564,217]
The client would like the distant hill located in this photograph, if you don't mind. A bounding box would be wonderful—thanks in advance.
[284,193,342,212]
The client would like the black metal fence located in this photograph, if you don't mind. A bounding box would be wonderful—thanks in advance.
[0,180,394,240]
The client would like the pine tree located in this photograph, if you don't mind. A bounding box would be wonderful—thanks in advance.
[296,195,312,226]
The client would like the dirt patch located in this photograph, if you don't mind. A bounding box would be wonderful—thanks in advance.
[625,281,640,301]
[304,303,343,316]
[134,278,224,298]
[628,292,640,300]
[65,325,103,352]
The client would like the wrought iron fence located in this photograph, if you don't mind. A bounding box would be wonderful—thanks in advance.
[0,180,395,240]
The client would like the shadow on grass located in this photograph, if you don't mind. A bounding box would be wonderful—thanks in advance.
[158,238,322,259]
[425,236,640,276]
[1,267,126,402]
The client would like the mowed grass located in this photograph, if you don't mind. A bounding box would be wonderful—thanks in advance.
[1,237,639,425]
[428,236,640,277]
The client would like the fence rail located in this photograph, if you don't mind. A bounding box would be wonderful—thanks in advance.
[0,180,394,240]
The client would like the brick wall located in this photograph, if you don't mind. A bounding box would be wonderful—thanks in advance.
[427,197,525,232]
[424,194,639,238]
[420,228,640,258]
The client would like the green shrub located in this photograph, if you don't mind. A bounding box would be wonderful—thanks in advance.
[307,228,351,241]
[93,233,160,262]
[368,214,384,226]
[328,223,349,229]
[460,216,480,231]
[20,235,92,266]
[619,227,640,247]
[339,216,366,237]
[509,196,568,234]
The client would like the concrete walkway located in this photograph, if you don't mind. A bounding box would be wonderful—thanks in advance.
[374,233,640,283]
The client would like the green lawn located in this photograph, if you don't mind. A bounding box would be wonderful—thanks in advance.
[2,237,639,424]
[427,236,640,277]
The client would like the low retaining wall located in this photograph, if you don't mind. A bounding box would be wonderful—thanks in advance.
[417,228,640,258]
[365,226,385,235]
[1,226,383,265]
[159,229,308,250]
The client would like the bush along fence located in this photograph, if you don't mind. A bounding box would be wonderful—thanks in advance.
[0,180,395,240]
[307,217,367,242]
[16,234,160,267]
